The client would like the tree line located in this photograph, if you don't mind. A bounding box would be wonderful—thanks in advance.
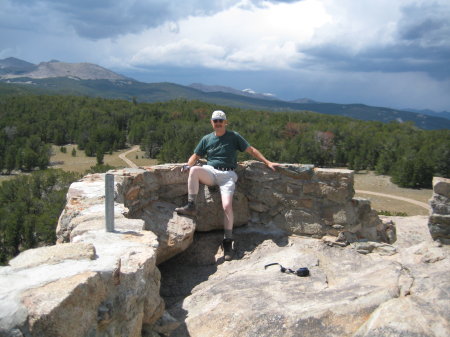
[0,95,127,173]
[0,169,80,264]
[1,94,449,187]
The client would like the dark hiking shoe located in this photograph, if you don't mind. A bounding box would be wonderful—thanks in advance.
[222,238,234,261]
[175,202,197,216]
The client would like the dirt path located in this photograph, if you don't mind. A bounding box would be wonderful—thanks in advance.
[118,145,139,168]
[355,189,430,211]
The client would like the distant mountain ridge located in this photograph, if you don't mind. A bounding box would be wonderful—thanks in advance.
[0,57,128,81]
[189,83,279,100]
[0,57,36,75]
[401,108,450,121]
[1,57,449,130]
[290,98,319,104]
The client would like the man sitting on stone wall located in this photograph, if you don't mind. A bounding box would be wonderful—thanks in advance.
[176,110,279,261]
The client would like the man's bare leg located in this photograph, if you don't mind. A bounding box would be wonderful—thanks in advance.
[176,167,215,216]
[188,166,215,195]
[221,193,235,261]
[221,193,234,237]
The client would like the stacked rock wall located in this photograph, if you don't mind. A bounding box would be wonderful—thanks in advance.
[428,176,450,244]
[116,161,392,244]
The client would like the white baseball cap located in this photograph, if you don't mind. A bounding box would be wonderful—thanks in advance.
[211,110,227,120]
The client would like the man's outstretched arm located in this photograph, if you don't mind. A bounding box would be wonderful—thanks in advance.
[245,146,279,171]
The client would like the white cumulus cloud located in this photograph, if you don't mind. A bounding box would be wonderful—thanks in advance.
[124,0,331,70]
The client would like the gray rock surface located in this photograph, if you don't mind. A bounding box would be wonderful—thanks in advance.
[3,165,447,336]
[0,60,127,80]
[138,200,196,264]
[8,242,96,269]
[159,216,450,337]
[0,229,163,337]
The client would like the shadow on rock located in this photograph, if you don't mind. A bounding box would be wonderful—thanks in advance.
[158,227,289,336]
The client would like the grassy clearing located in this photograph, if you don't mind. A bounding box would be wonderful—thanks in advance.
[50,144,122,173]
[0,174,19,184]
[354,170,432,216]
[1,145,157,185]
[49,145,157,173]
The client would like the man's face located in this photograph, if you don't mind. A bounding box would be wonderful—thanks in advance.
[211,119,226,130]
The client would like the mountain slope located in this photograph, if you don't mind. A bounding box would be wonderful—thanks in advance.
[0,57,36,75]
[0,59,128,81]
[2,77,450,130]
[1,58,449,130]
[402,108,450,121]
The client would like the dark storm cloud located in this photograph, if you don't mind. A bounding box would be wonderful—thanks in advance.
[301,2,450,80]
[2,0,304,40]
[302,43,450,80]
[2,0,241,39]
[398,3,450,44]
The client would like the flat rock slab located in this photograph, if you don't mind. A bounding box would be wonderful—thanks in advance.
[159,217,450,337]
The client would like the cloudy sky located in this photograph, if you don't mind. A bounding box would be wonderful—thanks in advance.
[1,0,450,111]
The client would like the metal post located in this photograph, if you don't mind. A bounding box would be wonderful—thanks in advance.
[105,173,115,232]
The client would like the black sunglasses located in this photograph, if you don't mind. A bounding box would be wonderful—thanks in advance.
[213,119,224,123]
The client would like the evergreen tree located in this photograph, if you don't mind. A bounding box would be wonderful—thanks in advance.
[0,169,80,264]
[4,147,16,173]
[96,146,104,165]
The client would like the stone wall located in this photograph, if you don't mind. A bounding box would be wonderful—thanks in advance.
[1,162,393,337]
[428,176,450,244]
[114,161,393,245]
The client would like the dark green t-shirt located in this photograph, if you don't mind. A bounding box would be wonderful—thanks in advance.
[194,130,250,169]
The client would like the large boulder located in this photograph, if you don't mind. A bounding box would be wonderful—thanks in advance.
[195,185,249,231]
[0,230,164,337]
[137,200,196,264]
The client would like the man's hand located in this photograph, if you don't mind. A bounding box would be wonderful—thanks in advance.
[267,161,280,171]
[245,146,279,171]
[181,164,191,173]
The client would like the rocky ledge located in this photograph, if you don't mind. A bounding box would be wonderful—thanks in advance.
[0,162,448,337]
[160,215,449,337]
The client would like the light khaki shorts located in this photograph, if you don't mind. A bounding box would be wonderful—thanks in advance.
[202,165,238,195]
